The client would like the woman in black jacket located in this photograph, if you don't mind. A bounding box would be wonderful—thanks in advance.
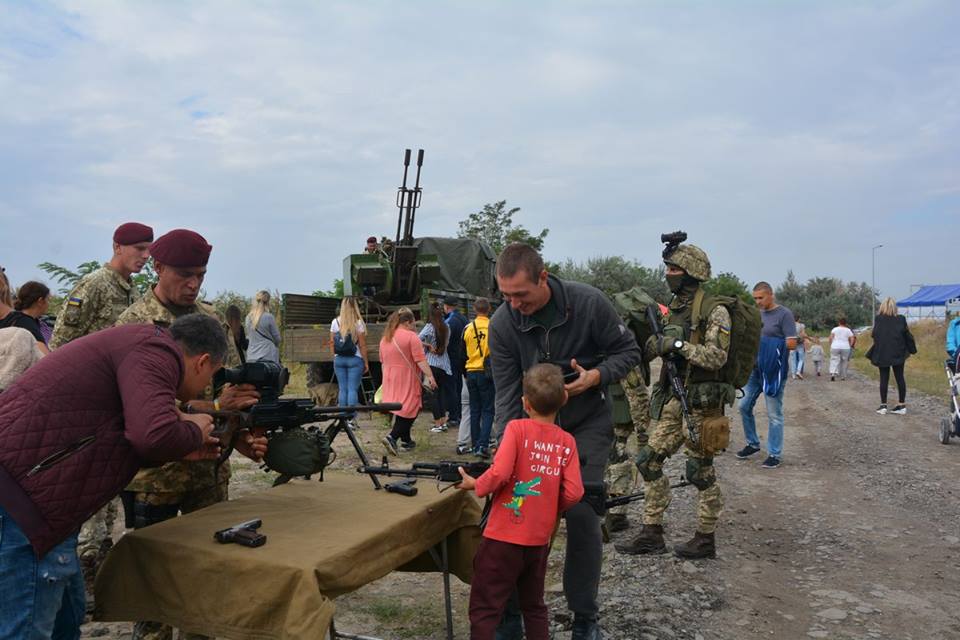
[868,297,916,415]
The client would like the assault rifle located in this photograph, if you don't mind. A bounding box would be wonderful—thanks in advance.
[358,458,491,493]
[582,479,690,516]
[646,304,697,445]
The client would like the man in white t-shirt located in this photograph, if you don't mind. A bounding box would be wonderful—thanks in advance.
[828,318,856,381]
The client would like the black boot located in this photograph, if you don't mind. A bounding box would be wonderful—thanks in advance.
[571,615,603,640]
[674,531,716,559]
[605,513,630,533]
[614,524,666,555]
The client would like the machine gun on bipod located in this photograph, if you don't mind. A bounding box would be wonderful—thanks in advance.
[194,361,401,487]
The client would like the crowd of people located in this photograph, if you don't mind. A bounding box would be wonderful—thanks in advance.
[0,223,946,640]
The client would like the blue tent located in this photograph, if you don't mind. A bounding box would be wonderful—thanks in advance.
[898,284,960,307]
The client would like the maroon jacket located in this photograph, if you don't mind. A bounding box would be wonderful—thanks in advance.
[0,324,203,556]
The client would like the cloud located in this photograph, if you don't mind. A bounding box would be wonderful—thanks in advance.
[0,1,958,301]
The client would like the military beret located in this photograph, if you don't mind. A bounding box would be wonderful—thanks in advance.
[113,222,154,246]
[442,295,459,306]
[150,229,213,268]
[366,236,377,244]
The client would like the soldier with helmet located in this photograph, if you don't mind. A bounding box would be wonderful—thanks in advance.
[616,237,731,560]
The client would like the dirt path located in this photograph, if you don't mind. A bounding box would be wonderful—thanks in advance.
[82,371,960,639]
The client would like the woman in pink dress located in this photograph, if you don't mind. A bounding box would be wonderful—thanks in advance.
[380,307,437,454]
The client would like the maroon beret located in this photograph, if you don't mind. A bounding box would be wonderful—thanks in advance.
[366,236,377,243]
[150,229,213,268]
[113,222,154,246]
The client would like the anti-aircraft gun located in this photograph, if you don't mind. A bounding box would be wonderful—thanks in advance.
[281,149,500,388]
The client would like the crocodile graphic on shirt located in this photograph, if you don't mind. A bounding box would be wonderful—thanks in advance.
[503,477,542,519]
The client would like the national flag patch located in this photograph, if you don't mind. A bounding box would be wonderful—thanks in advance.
[67,297,82,306]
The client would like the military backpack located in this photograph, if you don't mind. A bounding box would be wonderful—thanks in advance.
[691,289,761,390]
[611,286,660,385]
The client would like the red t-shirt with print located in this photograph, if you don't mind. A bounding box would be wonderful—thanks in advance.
[474,418,584,546]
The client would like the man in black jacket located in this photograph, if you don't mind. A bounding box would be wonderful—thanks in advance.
[442,295,469,429]
[489,243,642,640]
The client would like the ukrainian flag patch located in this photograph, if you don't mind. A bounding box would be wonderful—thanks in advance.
[67,297,82,307]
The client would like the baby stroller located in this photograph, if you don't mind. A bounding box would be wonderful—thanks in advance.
[938,352,960,444]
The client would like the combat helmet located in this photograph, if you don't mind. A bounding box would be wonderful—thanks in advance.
[664,244,711,281]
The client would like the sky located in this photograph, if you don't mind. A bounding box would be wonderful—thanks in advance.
[1,1,958,303]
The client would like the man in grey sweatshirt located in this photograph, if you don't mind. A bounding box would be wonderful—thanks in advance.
[489,243,642,640]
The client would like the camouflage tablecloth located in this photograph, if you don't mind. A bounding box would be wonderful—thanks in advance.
[94,471,482,639]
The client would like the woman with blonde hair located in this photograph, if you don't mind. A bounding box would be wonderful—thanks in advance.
[245,290,281,363]
[868,297,916,415]
[330,296,369,414]
[379,307,436,454]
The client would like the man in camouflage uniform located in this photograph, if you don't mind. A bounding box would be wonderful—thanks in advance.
[616,242,730,560]
[115,229,261,640]
[604,369,650,533]
[49,222,154,587]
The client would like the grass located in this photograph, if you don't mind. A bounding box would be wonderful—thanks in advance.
[848,319,950,401]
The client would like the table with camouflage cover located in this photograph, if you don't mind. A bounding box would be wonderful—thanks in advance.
[94,472,482,640]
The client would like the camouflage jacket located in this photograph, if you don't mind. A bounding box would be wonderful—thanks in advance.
[115,287,241,492]
[50,265,139,349]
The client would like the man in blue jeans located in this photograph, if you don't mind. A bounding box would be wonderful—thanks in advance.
[737,282,796,469]
[463,297,495,457]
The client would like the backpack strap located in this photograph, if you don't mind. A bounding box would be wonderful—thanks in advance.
[690,288,707,346]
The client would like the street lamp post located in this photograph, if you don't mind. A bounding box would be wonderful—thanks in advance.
[872,244,883,322]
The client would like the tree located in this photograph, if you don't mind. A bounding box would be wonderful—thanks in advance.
[554,255,669,302]
[313,278,344,298]
[209,291,252,319]
[703,272,752,304]
[37,260,101,295]
[131,259,157,295]
[457,200,549,254]
[775,273,875,332]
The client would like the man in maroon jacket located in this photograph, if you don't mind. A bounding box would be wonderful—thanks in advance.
[0,313,264,640]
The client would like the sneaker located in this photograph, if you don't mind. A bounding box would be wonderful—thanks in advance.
[735,445,761,459]
[876,404,888,415]
[430,423,448,433]
[456,444,472,455]
[382,435,399,456]
[891,405,907,415]
[447,420,459,428]
[400,439,417,451]
[761,456,781,469]
[830,375,835,381]
[816,372,821,376]
[475,448,491,460]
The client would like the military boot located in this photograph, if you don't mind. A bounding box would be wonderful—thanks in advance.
[605,513,630,533]
[673,531,716,559]
[614,524,666,555]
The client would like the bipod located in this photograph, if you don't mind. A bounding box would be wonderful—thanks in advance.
[323,413,383,490]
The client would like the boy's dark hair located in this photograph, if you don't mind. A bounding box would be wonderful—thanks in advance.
[170,313,228,364]
[497,243,545,283]
[523,363,566,415]
[473,296,491,314]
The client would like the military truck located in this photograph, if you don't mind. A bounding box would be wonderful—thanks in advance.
[281,149,499,390]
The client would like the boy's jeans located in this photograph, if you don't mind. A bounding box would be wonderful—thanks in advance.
[0,506,85,640]
[738,367,785,458]
[467,371,495,452]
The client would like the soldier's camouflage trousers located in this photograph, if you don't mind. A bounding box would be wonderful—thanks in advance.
[77,498,119,560]
[640,398,723,533]
[131,483,227,640]
[605,380,650,515]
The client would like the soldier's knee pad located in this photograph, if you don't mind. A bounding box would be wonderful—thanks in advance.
[132,501,180,529]
[635,445,668,482]
[686,457,716,490]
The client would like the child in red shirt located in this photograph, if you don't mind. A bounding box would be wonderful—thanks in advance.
[458,363,584,640]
